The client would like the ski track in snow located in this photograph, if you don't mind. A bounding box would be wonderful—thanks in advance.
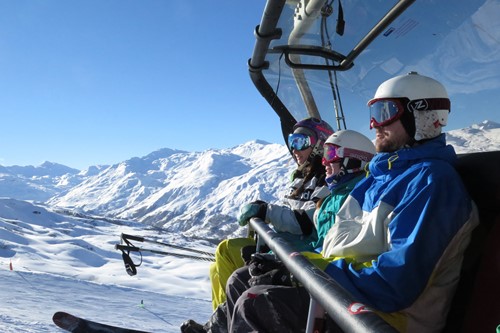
[1,269,212,332]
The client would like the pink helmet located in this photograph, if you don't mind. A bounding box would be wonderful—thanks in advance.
[291,117,334,158]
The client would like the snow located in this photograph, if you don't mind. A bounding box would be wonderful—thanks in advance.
[1,270,211,333]
[1,123,500,332]
[0,199,213,332]
[446,120,500,154]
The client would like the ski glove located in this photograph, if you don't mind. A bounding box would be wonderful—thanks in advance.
[237,200,267,226]
[248,253,282,276]
[241,244,271,265]
[248,253,292,287]
[248,266,292,287]
[241,245,257,265]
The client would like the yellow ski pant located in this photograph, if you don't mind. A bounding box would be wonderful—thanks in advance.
[209,237,256,310]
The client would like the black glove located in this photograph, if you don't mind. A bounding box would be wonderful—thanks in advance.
[241,244,272,265]
[241,245,257,265]
[248,253,282,276]
[248,266,292,287]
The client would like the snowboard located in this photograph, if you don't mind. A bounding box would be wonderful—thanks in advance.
[52,311,152,333]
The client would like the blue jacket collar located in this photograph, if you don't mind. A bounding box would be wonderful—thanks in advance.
[368,134,456,178]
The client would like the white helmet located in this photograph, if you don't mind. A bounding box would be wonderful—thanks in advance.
[323,130,376,173]
[368,72,451,141]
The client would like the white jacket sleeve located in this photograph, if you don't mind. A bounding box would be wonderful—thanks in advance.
[266,202,316,234]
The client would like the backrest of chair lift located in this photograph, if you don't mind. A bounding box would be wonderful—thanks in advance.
[444,151,500,333]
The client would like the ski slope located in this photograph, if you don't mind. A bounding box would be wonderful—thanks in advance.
[0,198,214,332]
[2,270,212,332]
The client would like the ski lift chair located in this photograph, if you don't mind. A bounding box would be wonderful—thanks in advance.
[444,151,500,332]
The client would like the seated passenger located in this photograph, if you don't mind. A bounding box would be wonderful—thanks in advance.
[208,117,334,310]
[227,72,479,333]
[181,129,376,333]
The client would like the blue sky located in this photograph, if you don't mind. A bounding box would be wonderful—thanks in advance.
[0,0,279,169]
[1,1,499,170]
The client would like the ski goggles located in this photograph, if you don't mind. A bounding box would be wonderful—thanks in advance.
[322,143,342,165]
[322,143,375,166]
[288,133,316,151]
[368,98,408,129]
[368,97,451,129]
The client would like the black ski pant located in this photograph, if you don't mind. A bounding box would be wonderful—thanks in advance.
[225,267,311,332]
[206,266,251,333]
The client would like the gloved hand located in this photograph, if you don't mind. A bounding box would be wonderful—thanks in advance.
[248,266,292,287]
[248,253,282,276]
[237,200,267,226]
[241,245,271,265]
[241,245,257,265]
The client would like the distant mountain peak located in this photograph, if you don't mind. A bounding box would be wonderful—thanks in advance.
[473,120,500,130]
[39,161,79,172]
[143,148,188,161]
[231,140,272,149]
[446,119,500,154]
[39,161,57,167]
[252,139,272,145]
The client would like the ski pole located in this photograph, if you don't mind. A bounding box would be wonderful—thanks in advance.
[121,233,215,258]
[115,244,215,262]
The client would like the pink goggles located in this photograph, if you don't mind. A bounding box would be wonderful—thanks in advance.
[322,144,342,165]
[322,143,375,166]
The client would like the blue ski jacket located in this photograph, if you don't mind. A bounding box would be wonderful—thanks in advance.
[307,134,479,332]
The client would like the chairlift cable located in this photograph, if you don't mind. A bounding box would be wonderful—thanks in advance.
[120,233,215,257]
[115,244,215,263]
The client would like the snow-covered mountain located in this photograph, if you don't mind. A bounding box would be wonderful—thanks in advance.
[0,162,108,202]
[1,121,500,241]
[44,141,293,240]
[446,120,500,154]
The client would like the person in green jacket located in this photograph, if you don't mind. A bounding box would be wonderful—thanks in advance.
[312,129,377,252]
[180,129,376,333]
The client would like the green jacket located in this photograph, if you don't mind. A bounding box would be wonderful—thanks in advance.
[311,173,365,251]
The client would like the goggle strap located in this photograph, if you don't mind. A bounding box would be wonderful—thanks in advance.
[407,98,450,112]
[341,147,374,162]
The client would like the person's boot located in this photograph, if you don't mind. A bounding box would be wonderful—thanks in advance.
[204,303,229,333]
[180,319,207,333]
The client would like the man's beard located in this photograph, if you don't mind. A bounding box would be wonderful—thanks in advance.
[376,133,410,153]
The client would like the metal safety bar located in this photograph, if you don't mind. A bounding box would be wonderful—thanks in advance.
[249,218,397,333]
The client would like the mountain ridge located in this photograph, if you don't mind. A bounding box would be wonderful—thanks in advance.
[1,121,499,240]
[46,140,292,239]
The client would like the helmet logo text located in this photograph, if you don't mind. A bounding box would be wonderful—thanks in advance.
[408,99,429,112]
